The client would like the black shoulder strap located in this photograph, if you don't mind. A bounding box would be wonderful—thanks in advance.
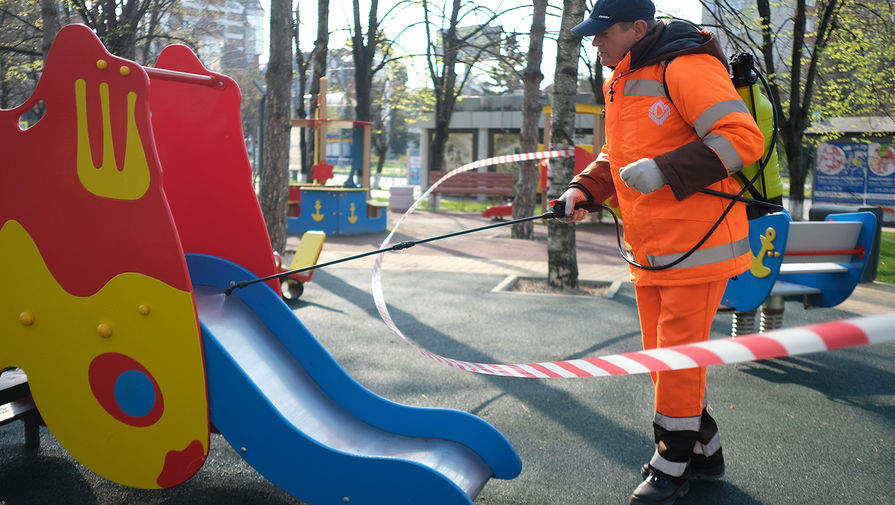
[662,56,678,108]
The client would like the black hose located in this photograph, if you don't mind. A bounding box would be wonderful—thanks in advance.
[614,59,782,271]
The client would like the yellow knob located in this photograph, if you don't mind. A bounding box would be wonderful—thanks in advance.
[138,304,151,316]
[97,323,113,338]
[96,59,108,70]
[119,65,131,76]
[18,312,35,326]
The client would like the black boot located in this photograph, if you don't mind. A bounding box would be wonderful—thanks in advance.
[630,467,689,505]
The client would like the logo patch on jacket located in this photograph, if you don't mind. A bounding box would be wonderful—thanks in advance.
[648,99,672,125]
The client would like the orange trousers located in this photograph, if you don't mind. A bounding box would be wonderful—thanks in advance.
[635,280,727,418]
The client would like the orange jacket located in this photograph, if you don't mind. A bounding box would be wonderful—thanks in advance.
[571,21,764,286]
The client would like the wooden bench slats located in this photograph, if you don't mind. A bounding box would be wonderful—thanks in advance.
[429,171,514,197]
[428,171,515,211]
[433,186,510,195]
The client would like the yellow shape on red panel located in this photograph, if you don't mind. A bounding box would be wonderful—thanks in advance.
[0,220,209,488]
[75,79,150,200]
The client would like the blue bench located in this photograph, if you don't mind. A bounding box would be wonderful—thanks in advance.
[722,211,878,334]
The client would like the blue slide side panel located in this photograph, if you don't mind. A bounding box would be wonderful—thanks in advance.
[185,254,521,478]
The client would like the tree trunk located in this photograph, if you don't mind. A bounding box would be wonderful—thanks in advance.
[259,0,293,253]
[588,59,604,104]
[547,0,584,289]
[428,110,451,173]
[374,137,389,175]
[294,5,310,182]
[782,127,810,220]
[424,0,461,174]
[512,0,547,239]
[40,0,59,60]
[351,0,378,123]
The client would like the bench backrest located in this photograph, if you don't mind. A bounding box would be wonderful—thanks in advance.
[430,171,514,190]
[783,221,862,264]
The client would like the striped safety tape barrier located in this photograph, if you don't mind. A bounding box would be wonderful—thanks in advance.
[370,150,895,378]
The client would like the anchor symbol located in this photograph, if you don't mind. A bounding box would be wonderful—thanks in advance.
[312,200,324,222]
[348,202,358,224]
[750,226,779,278]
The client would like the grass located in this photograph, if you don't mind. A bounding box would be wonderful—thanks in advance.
[331,161,408,178]
[877,230,895,284]
[429,199,493,213]
[373,196,550,215]
[424,199,553,214]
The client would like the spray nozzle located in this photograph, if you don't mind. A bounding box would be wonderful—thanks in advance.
[549,199,604,218]
[730,52,757,87]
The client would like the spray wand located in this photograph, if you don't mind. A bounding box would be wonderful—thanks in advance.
[225,208,565,296]
[225,185,784,296]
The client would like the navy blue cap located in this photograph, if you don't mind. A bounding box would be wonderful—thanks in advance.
[572,0,656,36]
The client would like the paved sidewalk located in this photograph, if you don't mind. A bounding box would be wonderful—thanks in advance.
[288,209,631,280]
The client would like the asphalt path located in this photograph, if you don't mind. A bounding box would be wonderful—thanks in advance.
[2,267,893,504]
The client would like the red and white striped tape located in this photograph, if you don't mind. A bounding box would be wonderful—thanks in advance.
[370,150,895,378]
[419,316,895,378]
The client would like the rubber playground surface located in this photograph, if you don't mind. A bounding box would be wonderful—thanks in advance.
[1,210,893,505]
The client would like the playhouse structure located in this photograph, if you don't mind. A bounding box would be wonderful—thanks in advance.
[0,24,519,503]
[287,77,387,236]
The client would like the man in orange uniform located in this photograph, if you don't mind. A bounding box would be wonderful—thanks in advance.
[558,1,765,504]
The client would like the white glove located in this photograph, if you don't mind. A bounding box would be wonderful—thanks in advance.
[556,187,589,222]
[619,158,666,194]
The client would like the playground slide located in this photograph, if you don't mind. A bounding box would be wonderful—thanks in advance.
[186,254,521,505]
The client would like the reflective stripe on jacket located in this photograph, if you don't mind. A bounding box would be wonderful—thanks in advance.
[574,49,764,286]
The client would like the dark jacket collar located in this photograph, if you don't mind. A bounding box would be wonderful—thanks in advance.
[627,19,729,72]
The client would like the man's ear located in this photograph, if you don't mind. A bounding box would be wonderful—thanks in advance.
[633,19,650,40]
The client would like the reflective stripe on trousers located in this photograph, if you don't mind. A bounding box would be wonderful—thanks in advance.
[650,408,723,478]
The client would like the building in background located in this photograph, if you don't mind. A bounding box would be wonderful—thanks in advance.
[413,92,604,190]
[167,0,266,72]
